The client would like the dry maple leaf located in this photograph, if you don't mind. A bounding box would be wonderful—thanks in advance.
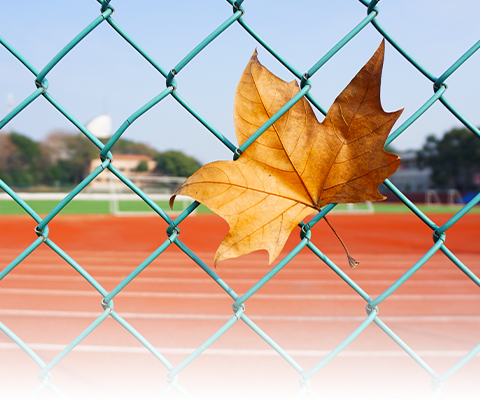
[171,41,402,267]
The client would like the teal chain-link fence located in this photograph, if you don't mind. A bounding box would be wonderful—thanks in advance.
[1,0,479,400]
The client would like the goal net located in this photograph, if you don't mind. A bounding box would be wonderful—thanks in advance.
[425,189,463,206]
[83,174,195,216]
[329,201,375,214]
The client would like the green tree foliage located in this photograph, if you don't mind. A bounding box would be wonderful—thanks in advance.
[42,134,157,185]
[135,160,149,172]
[417,127,480,191]
[0,132,42,185]
[42,132,98,185]
[100,137,157,157]
[154,150,202,177]
[0,131,201,186]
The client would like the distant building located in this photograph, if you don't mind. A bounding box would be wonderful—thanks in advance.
[88,154,156,190]
[387,152,431,193]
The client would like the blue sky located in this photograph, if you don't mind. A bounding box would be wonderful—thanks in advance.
[1,0,479,164]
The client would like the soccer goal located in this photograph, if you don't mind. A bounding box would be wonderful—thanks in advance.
[105,175,194,216]
[426,189,463,206]
[447,189,463,206]
[329,201,375,214]
[425,189,442,206]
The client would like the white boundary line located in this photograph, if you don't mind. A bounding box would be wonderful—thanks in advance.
[0,288,479,301]
[0,309,479,322]
[0,342,476,358]
[3,273,475,287]
[3,250,475,261]
[2,264,473,277]
[0,192,192,201]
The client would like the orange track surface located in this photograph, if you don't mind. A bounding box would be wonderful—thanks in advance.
[0,213,479,401]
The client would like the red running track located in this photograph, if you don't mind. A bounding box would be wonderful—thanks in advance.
[0,212,479,401]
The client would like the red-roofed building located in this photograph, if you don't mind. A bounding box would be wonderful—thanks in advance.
[88,154,157,190]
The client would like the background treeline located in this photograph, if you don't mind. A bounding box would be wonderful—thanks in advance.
[0,131,202,187]
[1,127,479,191]
[417,127,480,192]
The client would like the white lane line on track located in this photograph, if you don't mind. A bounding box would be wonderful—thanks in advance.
[2,274,475,287]
[2,263,478,277]
[5,250,479,261]
[0,288,479,301]
[0,342,477,358]
[1,309,479,322]
[2,251,478,268]
[0,251,440,260]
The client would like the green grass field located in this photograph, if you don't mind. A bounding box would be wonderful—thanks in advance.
[0,200,212,215]
[0,199,478,216]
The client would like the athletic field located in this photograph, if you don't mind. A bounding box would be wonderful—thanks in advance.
[1,198,478,215]
[0,206,479,401]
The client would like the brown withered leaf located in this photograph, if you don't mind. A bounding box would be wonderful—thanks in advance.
[171,41,402,267]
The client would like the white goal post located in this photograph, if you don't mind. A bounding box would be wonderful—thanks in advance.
[425,189,463,206]
[328,201,375,214]
[107,174,194,216]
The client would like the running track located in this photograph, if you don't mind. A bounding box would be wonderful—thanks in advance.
[0,213,479,401]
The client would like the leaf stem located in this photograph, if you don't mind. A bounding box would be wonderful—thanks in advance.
[323,216,359,269]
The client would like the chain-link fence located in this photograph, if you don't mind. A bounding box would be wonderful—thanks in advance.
[1,0,479,400]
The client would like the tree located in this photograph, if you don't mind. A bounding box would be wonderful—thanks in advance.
[99,137,157,157]
[0,131,202,186]
[0,132,42,185]
[417,127,480,192]
[41,131,98,185]
[0,134,17,183]
[154,151,201,177]
[135,160,149,172]
[41,133,159,184]
[10,133,41,166]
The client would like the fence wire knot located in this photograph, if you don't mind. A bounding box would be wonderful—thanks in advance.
[430,377,444,391]
[433,81,448,93]
[300,223,311,240]
[300,73,311,89]
[233,147,243,161]
[232,303,245,320]
[166,69,177,90]
[433,230,446,243]
[166,223,180,237]
[232,1,245,15]
[34,225,49,241]
[366,303,379,315]
[101,298,114,313]
[299,373,310,388]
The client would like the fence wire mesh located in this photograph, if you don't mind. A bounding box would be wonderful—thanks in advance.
[0,0,479,400]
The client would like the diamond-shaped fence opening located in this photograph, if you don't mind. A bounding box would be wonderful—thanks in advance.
[1,1,479,401]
